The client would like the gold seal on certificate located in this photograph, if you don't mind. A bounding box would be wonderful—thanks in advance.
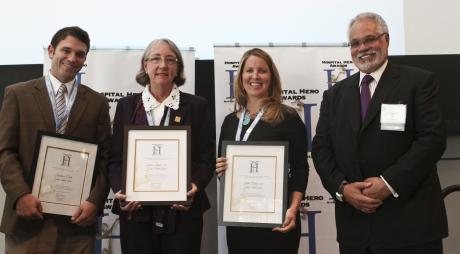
[31,132,99,216]
[122,126,191,205]
[219,141,288,228]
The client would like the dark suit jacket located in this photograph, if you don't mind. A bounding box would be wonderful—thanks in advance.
[0,77,111,236]
[107,92,214,218]
[312,63,448,247]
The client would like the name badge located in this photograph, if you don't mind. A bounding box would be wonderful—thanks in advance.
[380,104,406,131]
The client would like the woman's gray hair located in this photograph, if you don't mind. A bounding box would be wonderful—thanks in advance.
[348,12,389,37]
[135,38,186,86]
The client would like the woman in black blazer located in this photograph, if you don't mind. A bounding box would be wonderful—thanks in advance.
[216,48,309,254]
[107,38,214,254]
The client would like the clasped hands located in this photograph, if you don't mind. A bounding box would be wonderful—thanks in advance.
[343,177,392,214]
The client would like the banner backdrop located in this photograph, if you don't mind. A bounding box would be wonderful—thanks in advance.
[43,48,196,254]
[214,45,356,254]
[43,48,196,117]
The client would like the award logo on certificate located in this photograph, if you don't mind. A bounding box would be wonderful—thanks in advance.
[122,126,191,205]
[31,132,99,216]
[219,141,288,228]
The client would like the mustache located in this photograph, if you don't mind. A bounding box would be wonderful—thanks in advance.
[63,62,87,68]
[357,50,378,58]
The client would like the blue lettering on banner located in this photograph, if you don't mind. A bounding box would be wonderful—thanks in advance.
[95,214,105,254]
[225,69,237,100]
[324,69,335,89]
[301,210,322,254]
[344,69,354,79]
[95,207,120,254]
[302,104,316,152]
[323,68,354,89]
[76,72,86,85]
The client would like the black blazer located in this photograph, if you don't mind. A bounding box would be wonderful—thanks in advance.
[312,63,448,247]
[107,91,215,217]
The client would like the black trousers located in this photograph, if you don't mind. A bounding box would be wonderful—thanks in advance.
[339,239,443,254]
[226,216,301,254]
[119,212,203,254]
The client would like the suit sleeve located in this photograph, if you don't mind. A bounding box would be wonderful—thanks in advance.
[0,86,31,204]
[285,112,309,195]
[381,73,446,198]
[86,97,111,211]
[191,97,215,190]
[107,99,125,194]
[217,114,231,157]
[311,89,347,198]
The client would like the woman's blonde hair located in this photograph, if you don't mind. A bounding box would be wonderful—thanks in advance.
[234,48,287,124]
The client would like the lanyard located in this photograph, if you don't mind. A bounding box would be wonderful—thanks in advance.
[235,108,264,141]
[146,106,170,126]
[45,75,78,131]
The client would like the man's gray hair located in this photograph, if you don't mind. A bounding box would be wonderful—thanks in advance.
[348,12,389,37]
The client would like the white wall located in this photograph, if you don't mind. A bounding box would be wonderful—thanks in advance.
[404,0,460,54]
[0,0,405,65]
[404,2,460,254]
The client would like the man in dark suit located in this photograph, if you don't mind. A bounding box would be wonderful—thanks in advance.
[312,12,448,254]
[0,26,111,254]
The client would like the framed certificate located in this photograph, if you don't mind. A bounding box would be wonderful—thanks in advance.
[219,141,288,228]
[122,126,191,205]
[30,131,99,216]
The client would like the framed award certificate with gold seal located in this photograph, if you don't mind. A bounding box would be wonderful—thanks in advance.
[219,141,288,228]
[31,131,99,216]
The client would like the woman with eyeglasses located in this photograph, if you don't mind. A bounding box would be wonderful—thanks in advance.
[216,48,309,254]
[108,38,214,254]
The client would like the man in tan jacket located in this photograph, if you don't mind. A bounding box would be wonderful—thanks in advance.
[0,26,111,254]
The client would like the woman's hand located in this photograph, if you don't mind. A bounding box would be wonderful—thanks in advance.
[171,183,198,211]
[216,157,228,177]
[272,207,298,233]
[272,191,303,233]
[114,191,142,213]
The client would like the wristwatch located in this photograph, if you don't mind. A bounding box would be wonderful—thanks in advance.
[335,180,348,202]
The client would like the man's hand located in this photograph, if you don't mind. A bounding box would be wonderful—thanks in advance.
[343,182,382,213]
[362,177,392,201]
[16,194,43,220]
[171,183,198,211]
[114,191,142,213]
[71,201,97,226]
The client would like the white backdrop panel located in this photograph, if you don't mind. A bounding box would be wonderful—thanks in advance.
[214,45,357,254]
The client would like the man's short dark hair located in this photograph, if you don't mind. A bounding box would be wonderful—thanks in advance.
[50,26,90,53]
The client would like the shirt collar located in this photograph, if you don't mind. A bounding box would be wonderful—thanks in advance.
[142,84,180,111]
[48,71,76,95]
[359,60,388,87]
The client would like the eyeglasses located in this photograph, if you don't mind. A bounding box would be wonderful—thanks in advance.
[349,33,387,48]
[144,56,178,66]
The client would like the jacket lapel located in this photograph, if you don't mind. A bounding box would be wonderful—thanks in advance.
[168,92,185,126]
[31,78,55,131]
[65,85,88,134]
[361,64,400,131]
[344,74,361,135]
